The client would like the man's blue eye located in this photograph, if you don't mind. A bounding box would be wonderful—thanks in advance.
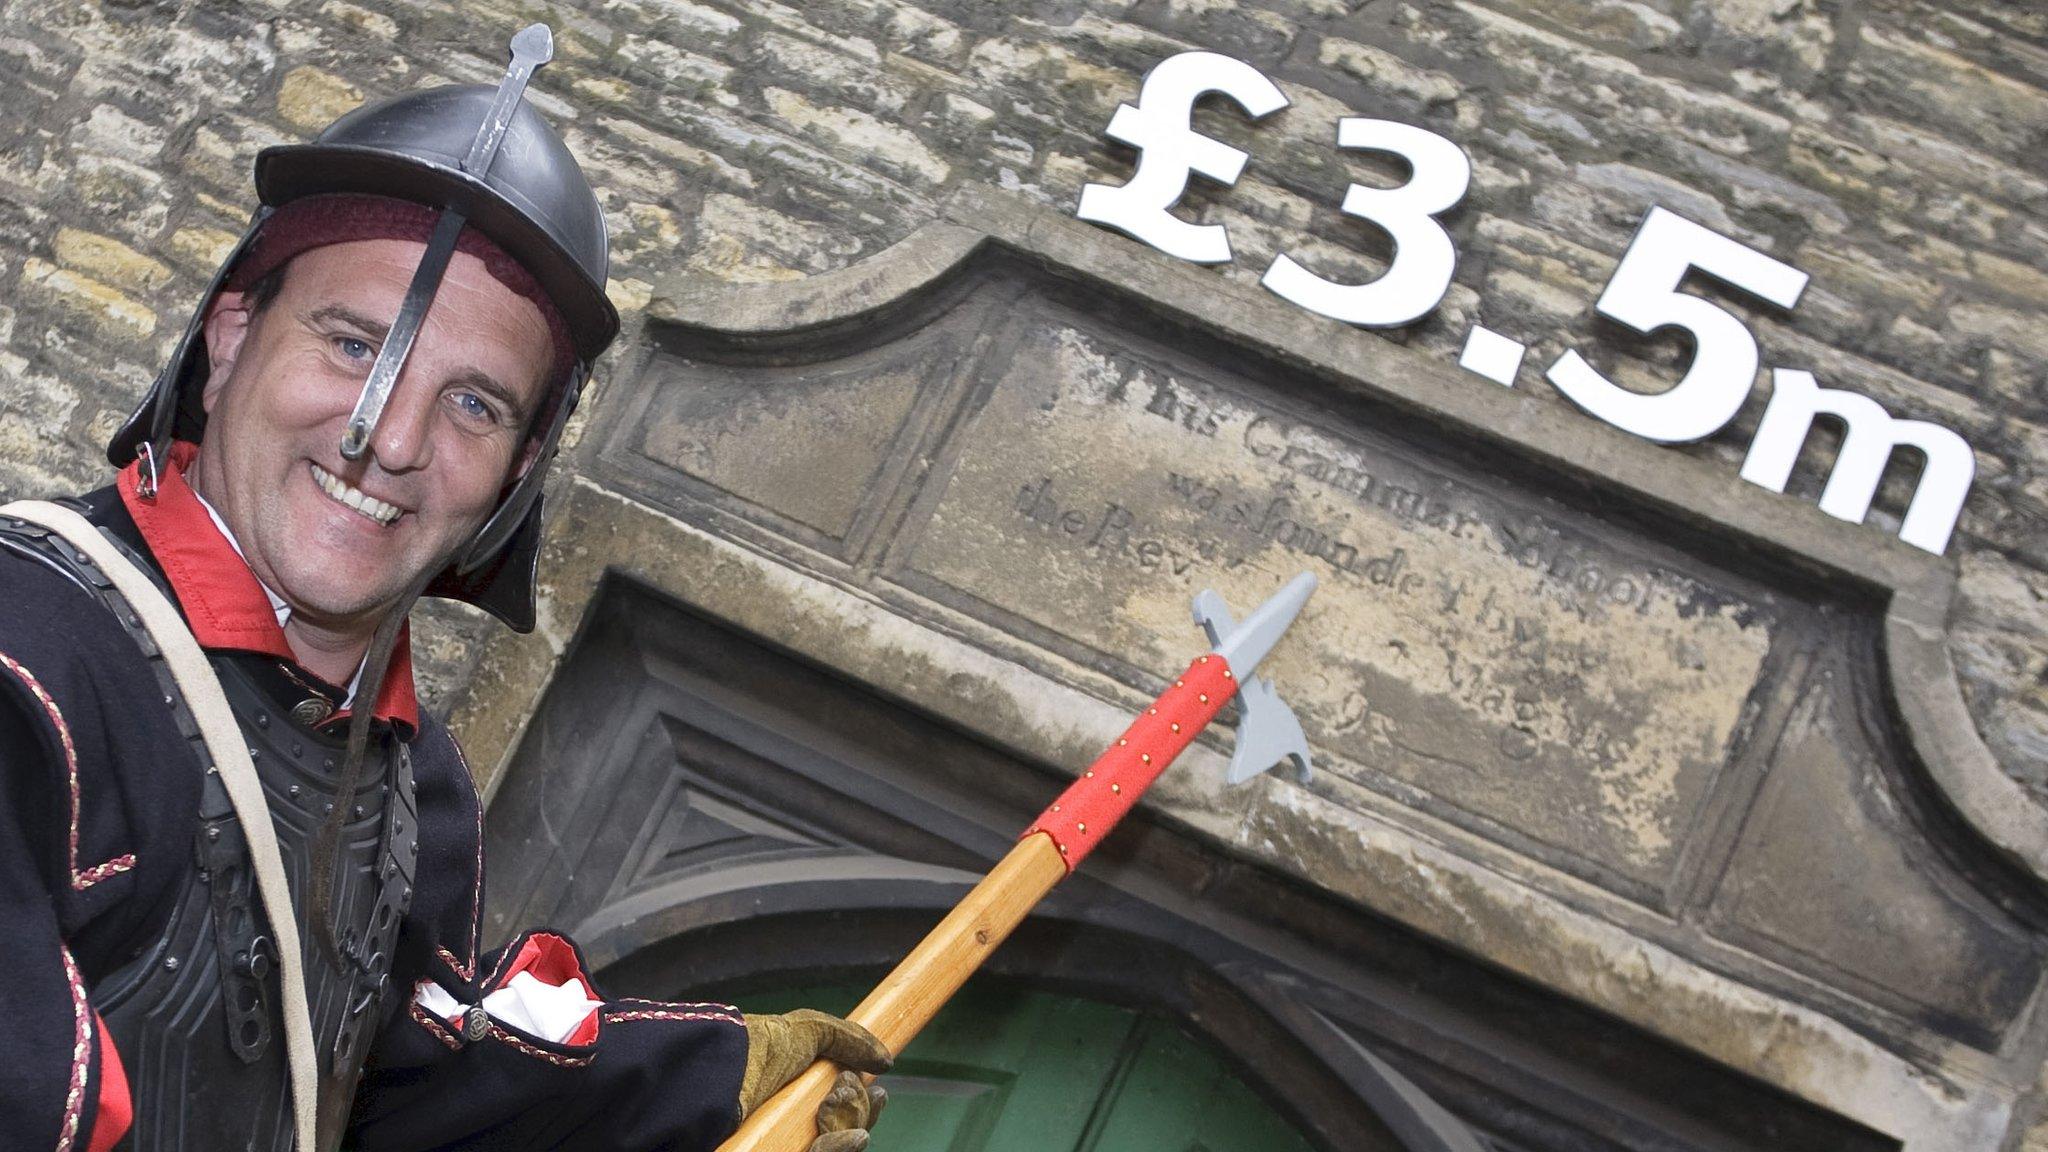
[336,336,375,361]
[453,393,493,420]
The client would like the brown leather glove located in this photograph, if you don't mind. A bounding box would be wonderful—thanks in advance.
[809,1069,889,1152]
[740,1009,893,1150]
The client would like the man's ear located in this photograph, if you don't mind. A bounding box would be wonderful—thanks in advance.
[511,428,545,483]
[509,369,566,483]
[199,290,255,414]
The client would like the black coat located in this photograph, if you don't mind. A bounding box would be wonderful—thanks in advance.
[0,485,747,1151]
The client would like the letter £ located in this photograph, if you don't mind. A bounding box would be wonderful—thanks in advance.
[1081,52,1472,324]
[1076,52,1289,264]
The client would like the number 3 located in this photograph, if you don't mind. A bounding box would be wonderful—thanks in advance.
[1261,118,1470,328]
[1546,207,1809,443]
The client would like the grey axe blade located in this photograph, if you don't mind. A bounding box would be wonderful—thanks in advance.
[1193,578,1315,785]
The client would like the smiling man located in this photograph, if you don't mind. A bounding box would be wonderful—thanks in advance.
[0,29,886,1152]
[191,234,555,686]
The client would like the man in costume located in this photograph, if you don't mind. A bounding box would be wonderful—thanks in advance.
[0,27,889,1152]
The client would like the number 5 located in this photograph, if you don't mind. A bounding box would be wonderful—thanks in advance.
[1261,118,1469,328]
[1546,207,1809,443]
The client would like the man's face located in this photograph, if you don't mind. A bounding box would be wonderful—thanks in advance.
[193,237,554,634]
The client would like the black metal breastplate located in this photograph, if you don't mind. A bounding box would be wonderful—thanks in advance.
[0,508,419,1152]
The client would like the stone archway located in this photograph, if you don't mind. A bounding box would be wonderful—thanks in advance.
[480,577,1898,1152]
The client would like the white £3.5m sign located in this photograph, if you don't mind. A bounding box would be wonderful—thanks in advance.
[1075,51,1976,556]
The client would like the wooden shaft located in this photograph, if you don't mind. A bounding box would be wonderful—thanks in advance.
[714,831,1070,1152]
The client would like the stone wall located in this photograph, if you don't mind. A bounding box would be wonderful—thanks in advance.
[0,1,2040,779]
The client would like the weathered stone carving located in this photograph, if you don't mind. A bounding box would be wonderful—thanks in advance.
[458,196,2044,1151]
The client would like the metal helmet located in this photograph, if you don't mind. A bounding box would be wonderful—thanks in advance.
[108,24,617,632]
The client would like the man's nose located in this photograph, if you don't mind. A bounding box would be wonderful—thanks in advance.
[365,370,437,472]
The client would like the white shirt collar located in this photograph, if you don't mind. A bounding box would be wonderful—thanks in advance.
[189,489,366,708]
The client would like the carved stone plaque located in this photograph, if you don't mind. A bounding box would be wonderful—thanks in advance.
[527,207,2048,1152]
[618,320,964,557]
[892,306,1777,894]
[1708,666,2039,1046]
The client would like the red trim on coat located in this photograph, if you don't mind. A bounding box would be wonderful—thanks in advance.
[55,945,90,1152]
[116,440,419,730]
[0,653,134,891]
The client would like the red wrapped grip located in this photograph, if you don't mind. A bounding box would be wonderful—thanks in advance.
[1023,654,1239,871]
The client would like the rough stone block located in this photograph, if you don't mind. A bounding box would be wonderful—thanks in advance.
[52,229,172,293]
[275,65,364,133]
[764,87,951,185]
[754,31,915,115]
[617,34,735,94]
[18,257,157,342]
[1317,35,1461,107]
[684,191,864,281]
[316,1,400,41]
[164,226,240,274]
[1845,23,2048,165]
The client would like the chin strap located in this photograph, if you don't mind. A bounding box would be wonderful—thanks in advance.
[307,567,432,966]
[303,566,433,1152]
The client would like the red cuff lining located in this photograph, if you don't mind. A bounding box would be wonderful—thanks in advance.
[497,932,601,1046]
[88,1008,131,1152]
[565,1009,600,1047]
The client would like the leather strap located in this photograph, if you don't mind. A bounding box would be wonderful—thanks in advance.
[1,499,319,1152]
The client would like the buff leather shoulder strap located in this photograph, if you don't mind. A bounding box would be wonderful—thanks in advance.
[0,499,319,1152]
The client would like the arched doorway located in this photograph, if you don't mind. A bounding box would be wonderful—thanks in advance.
[585,900,1423,1152]
[482,579,1896,1152]
[740,981,1318,1152]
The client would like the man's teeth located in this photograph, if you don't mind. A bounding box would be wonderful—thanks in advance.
[311,464,402,525]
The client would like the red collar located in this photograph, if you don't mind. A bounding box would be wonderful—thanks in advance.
[118,441,419,732]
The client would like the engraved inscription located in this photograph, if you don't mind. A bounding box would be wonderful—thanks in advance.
[901,314,1777,890]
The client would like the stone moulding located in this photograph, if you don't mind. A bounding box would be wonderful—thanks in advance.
[644,187,2043,893]
[649,220,988,342]
[450,190,2046,1152]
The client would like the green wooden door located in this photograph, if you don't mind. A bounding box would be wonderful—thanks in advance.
[746,983,1321,1152]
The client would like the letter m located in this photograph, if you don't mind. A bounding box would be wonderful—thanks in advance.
[1739,369,1975,554]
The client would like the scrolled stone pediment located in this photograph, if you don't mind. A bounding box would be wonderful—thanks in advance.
[465,191,2044,1151]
